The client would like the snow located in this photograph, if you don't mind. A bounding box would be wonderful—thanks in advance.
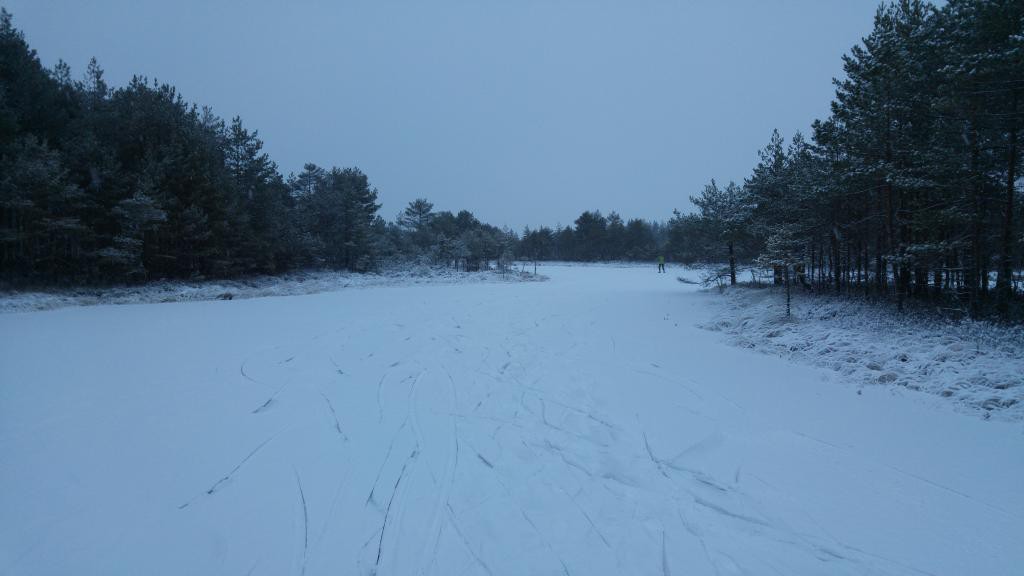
[699,285,1024,422]
[0,266,543,314]
[1,264,1021,575]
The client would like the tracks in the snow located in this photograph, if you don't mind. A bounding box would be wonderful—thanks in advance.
[374,449,418,569]
[319,391,347,441]
[218,301,893,576]
[293,468,309,576]
[178,433,278,509]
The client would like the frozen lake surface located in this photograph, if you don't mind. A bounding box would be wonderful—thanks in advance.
[2,265,1021,575]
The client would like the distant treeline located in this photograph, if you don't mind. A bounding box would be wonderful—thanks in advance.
[667,0,1024,320]
[519,213,670,262]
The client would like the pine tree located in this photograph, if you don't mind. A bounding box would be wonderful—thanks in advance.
[398,198,435,256]
[333,167,380,270]
[691,180,754,285]
[573,211,608,261]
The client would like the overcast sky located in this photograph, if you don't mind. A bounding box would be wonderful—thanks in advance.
[7,0,880,229]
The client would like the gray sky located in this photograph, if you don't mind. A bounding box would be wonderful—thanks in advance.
[7,0,879,230]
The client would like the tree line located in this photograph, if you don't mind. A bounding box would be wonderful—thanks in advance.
[672,0,1023,320]
[0,8,678,284]
[0,9,526,285]
[519,212,669,263]
[0,6,680,286]
[3,1,1022,322]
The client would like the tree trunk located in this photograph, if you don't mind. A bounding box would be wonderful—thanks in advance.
[832,231,841,294]
[997,90,1019,315]
[784,264,792,318]
[876,235,885,295]
[728,240,736,285]
[967,103,985,317]
[845,240,852,295]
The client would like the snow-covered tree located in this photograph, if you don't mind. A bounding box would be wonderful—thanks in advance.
[691,180,754,284]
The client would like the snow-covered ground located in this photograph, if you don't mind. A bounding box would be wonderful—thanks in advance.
[700,285,1024,422]
[1,264,1021,575]
[0,266,542,314]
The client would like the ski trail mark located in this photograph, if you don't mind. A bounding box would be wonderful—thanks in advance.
[240,360,265,387]
[179,434,276,509]
[328,354,344,375]
[477,453,494,469]
[252,381,289,414]
[366,417,409,507]
[419,363,461,575]
[693,496,769,527]
[678,508,719,576]
[551,483,611,550]
[839,543,940,576]
[521,509,572,575]
[294,468,309,576]
[446,503,494,576]
[319,392,347,441]
[376,374,387,423]
[313,467,352,552]
[375,450,418,570]
[884,462,1022,522]
[641,428,671,480]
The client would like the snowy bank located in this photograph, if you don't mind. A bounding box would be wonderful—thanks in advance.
[699,286,1024,421]
[0,265,545,313]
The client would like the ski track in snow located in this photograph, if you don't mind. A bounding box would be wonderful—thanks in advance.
[1,265,1021,576]
[177,433,280,509]
[293,468,309,576]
